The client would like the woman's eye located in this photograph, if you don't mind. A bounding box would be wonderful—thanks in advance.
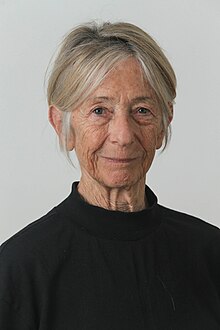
[93,108,104,115]
[137,107,151,115]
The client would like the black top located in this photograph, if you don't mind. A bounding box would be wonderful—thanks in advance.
[0,182,220,329]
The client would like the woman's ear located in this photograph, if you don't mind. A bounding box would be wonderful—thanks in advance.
[168,102,174,124]
[48,105,75,151]
[156,102,174,150]
[48,105,63,136]
[156,128,165,150]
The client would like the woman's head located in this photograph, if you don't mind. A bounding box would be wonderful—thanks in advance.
[47,21,176,159]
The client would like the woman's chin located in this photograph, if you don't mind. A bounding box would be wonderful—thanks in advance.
[97,174,143,189]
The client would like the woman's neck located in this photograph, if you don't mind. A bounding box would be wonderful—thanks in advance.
[77,175,147,212]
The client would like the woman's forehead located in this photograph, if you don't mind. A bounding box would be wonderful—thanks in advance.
[85,58,157,102]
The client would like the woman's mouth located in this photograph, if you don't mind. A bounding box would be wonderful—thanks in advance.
[101,156,137,163]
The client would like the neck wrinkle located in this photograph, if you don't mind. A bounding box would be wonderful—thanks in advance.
[78,175,147,212]
[59,182,160,241]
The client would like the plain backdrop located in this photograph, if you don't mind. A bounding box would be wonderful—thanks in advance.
[0,0,219,243]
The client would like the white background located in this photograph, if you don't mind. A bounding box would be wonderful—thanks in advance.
[0,0,219,243]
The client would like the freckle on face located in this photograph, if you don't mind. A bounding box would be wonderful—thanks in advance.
[72,57,164,189]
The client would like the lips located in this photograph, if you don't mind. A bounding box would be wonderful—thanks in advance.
[101,156,137,163]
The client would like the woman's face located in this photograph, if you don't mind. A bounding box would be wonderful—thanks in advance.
[69,57,165,189]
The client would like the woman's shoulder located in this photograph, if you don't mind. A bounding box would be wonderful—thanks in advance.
[0,208,58,261]
[0,196,77,266]
[158,203,220,244]
[0,207,67,325]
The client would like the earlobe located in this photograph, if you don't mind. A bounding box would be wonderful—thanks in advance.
[48,105,75,151]
[67,128,75,151]
[156,129,165,150]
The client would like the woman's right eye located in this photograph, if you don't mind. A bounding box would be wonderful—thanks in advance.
[93,108,104,115]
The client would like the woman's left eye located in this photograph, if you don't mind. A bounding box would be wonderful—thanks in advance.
[137,107,151,115]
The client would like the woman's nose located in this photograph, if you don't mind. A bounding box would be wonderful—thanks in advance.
[108,114,135,147]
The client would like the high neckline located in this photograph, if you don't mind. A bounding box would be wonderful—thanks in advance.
[57,182,162,241]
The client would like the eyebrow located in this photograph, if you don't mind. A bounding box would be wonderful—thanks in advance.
[89,96,110,102]
[131,96,155,104]
[88,95,155,104]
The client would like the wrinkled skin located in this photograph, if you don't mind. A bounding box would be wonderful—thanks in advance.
[49,57,170,211]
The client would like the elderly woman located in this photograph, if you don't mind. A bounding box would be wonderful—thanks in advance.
[0,22,220,330]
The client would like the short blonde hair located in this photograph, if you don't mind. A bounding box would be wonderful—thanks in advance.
[47,21,176,159]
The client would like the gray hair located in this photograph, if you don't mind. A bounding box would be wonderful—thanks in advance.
[47,21,176,161]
